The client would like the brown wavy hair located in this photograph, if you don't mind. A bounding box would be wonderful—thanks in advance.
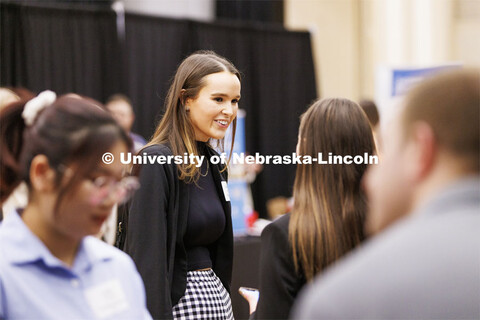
[147,50,241,183]
[289,98,376,281]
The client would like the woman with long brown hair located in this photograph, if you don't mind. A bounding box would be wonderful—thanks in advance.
[122,51,241,319]
[250,97,376,319]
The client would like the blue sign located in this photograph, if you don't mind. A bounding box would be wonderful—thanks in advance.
[392,65,461,96]
[221,110,251,235]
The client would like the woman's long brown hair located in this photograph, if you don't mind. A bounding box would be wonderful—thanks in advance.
[146,51,241,183]
[289,98,376,281]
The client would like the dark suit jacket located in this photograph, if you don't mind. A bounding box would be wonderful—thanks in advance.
[122,144,233,320]
[255,213,306,320]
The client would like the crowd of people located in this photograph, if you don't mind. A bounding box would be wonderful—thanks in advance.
[0,51,478,320]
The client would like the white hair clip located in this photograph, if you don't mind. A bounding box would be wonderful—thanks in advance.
[22,90,57,126]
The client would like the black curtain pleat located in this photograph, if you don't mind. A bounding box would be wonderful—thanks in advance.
[248,29,317,217]
[0,2,122,102]
[216,0,284,24]
[123,13,191,140]
[1,3,27,87]
[0,2,317,220]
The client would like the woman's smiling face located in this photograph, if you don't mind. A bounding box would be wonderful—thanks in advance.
[186,71,241,142]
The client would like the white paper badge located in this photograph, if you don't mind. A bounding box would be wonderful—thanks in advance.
[221,181,230,202]
[84,279,129,319]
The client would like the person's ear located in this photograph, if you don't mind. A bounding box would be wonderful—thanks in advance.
[408,121,436,182]
[180,89,191,112]
[29,155,57,192]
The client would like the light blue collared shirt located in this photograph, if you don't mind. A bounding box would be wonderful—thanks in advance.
[0,210,152,320]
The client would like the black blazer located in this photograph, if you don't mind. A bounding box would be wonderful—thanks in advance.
[122,144,233,320]
[255,213,306,320]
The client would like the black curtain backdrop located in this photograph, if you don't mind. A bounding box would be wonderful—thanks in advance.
[1,2,317,219]
[0,2,122,101]
[123,14,191,139]
[216,0,284,24]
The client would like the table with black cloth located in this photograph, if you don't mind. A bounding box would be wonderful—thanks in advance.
[232,235,262,320]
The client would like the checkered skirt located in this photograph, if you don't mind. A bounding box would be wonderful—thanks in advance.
[172,269,234,320]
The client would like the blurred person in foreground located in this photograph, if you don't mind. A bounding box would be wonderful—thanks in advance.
[292,69,480,319]
[106,94,146,153]
[0,91,149,318]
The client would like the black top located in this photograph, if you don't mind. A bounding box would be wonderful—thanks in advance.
[185,142,226,271]
[254,213,306,320]
[122,143,233,320]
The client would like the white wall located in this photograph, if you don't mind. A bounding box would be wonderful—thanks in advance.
[453,0,480,68]
[284,0,360,100]
[285,0,480,102]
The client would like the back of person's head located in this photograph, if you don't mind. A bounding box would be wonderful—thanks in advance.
[359,99,380,129]
[289,97,376,281]
[403,69,479,172]
[149,50,241,182]
[365,69,480,234]
[0,92,132,211]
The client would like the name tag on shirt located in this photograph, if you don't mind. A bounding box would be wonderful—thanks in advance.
[84,279,129,319]
[221,181,230,202]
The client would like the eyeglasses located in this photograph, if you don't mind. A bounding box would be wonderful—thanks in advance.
[87,175,140,206]
[57,165,140,206]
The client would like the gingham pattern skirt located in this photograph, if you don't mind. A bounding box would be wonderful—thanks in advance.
[172,269,234,320]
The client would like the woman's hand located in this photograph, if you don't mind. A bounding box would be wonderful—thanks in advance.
[239,287,259,315]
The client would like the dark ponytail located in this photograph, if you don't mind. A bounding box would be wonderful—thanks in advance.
[0,100,28,202]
